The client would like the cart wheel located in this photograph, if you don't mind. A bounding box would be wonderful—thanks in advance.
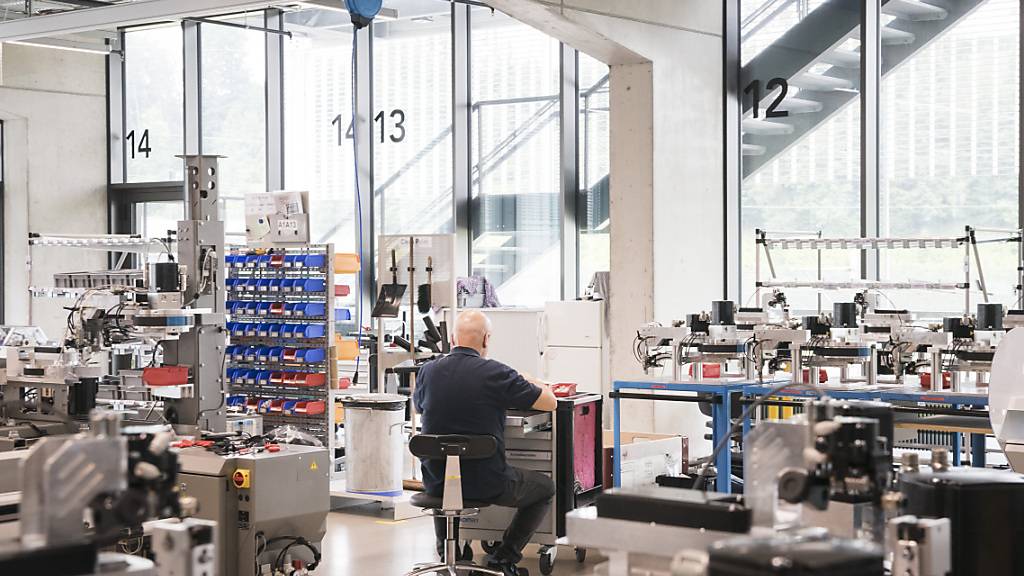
[461,542,474,562]
[539,546,556,576]
[575,547,587,563]
[481,540,501,555]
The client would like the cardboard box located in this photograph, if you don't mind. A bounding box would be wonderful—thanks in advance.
[602,430,688,489]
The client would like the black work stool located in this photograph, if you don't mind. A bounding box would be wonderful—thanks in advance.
[405,434,505,576]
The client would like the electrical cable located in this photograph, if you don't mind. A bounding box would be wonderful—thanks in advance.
[694,379,825,491]
[148,340,165,368]
[197,343,230,425]
[351,31,366,385]
[254,532,267,576]
[261,535,321,574]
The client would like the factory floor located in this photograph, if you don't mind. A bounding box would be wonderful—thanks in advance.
[321,503,599,575]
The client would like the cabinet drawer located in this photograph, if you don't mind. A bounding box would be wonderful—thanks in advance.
[505,412,551,434]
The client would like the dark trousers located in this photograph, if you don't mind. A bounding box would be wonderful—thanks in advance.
[435,467,555,565]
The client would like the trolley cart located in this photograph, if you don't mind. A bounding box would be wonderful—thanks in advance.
[460,393,603,575]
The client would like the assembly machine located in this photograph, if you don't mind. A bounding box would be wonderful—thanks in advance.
[0,155,330,575]
[635,291,1024,395]
[0,410,218,576]
[571,323,1024,576]
[1,155,228,437]
[635,296,807,382]
[570,393,1024,576]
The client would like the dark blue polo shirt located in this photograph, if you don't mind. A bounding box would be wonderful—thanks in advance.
[413,347,542,500]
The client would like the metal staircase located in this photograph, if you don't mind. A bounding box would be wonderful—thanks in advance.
[741,0,989,178]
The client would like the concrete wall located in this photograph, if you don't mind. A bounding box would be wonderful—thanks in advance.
[0,43,108,339]
[489,0,725,455]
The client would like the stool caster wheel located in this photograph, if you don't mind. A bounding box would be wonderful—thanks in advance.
[538,546,556,575]
[575,547,587,563]
[481,540,500,555]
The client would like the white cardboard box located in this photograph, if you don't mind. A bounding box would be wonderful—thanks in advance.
[602,431,688,489]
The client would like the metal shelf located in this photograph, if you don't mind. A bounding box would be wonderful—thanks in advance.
[758,280,967,291]
[758,237,966,251]
[29,234,169,253]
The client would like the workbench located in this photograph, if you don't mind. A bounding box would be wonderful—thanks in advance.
[611,379,762,493]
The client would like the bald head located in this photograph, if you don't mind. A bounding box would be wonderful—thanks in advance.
[454,310,492,356]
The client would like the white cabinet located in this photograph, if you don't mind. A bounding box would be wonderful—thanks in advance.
[542,300,608,396]
[543,346,604,394]
[542,300,604,347]
[473,308,544,376]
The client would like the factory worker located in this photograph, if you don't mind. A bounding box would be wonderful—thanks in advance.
[414,310,557,576]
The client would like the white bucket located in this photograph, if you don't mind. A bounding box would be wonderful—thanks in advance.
[341,393,406,496]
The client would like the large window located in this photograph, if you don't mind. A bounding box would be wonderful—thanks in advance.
[112,6,603,307]
[374,2,453,236]
[283,8,356,252]
[136,201,185,239]
[470,9,562,306]
[740,1,863,311]
[201,16,267,242]
[124,25,184,182]
[737,1,1023,316]
[880,0,1020,313]
[578,52,610,292]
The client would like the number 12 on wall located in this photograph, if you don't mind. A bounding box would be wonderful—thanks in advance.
[743,78,789,119]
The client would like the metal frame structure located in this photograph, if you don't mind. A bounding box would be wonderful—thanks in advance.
[0,121,5,323]
[752,227,1024,316]
[729,0,1024,306]
[100,1,602,303]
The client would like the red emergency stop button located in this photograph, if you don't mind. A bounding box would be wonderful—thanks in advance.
[232,469,251,489]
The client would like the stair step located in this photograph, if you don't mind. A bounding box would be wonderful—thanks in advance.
[821,48,861,69]
[882,25,916,45]
[791,73,854,92]
[775,97,823,114]
[742,143,766,156]
[882,0,948,21]
[854,26,916,45]
[742,119,795,136]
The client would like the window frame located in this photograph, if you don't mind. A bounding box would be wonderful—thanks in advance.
[726,0,1024,313]
[107,3,607,304]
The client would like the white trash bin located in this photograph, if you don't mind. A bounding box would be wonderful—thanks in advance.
[341,393,407,496]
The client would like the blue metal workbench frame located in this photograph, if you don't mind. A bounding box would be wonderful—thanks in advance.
[612,379,751,493]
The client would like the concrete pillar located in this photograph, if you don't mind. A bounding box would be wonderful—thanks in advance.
[607,61,655,431]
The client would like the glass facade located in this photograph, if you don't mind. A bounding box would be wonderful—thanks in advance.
[136,201,185,239]
[470,9,562,307]
[374,4,453,236]
[739,0,862,311]
[738,0,1023,315]
[283,8,357,252]
[880,0,1020,312]
[111,6,608,307]
[201,16,267,242]
[578,52,611,293]
[124,25,184,182]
